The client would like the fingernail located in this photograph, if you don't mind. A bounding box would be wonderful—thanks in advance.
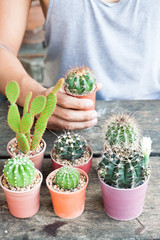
[86,100,93,108]
[92,118,97,125]
[91,111,97,119]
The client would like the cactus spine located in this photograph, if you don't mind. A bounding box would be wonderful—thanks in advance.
[99,113,151,189]
[3,156,35,188]
[54,132,88,163]
[65,66,96,95]
[98,147,150,188]
[55,167,80,190]
[105,113,140,149]
[6,79,64,154]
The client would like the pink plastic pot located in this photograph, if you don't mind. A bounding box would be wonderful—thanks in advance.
[98,174,149,221]
[46,168,88,219]
[50,146,93,174]
[7,138,46,172]
[0,171,43,218]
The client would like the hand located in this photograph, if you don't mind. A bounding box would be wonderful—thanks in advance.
[44,82,102,130]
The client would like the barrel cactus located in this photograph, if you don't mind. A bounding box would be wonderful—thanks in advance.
[64,66,96,95]
[98,137,151,189]
[55,167,80,190]
[54,132,88,163]
[105,113,140,150]
[3,156,35,188]
[5,79,64,154]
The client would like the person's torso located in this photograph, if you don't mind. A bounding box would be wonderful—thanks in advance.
[43,0,160,100]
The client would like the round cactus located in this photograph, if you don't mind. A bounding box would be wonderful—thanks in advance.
[55,167,80,190]
[3,156,35,188]
[98,147,150,189]
[105,113,140,149]
[54,132,87,162]
[65,66,96,95]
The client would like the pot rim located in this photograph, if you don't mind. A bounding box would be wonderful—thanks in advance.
[98,171,150,192]
[46,168,89,195]
[0,170,43,194]
[50,145,93,167]
[64,83,97,97]
[7,137,46,159]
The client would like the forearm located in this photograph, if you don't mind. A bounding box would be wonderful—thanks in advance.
[0,47,46,107]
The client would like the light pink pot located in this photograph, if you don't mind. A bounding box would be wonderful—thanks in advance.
[50,146,93,174]
[99,175,149,221]
[7,138,46,172]
[0,171,43,218]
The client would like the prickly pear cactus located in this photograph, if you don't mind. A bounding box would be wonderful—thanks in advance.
[65,66,96,95]
[98,147,150,189]
[54,132,87,162]
[55,167,80,190]
[3,156,35,188]
[105,113,140,149]
[5,79,64,154]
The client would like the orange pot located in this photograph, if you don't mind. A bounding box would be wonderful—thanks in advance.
[7,138,46,172]
[46,169,89,219]
[0,171,43,218]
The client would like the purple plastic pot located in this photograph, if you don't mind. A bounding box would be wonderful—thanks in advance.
[7,138,46,172]
[50,146,93,174]
[98,174,149,221]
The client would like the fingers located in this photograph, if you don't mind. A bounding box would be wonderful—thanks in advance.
[47,115,98,130]
[96,82,102,91]
[53,105,97,122]
[57,91,94,110]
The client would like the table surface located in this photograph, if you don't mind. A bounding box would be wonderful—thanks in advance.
[0,100,160,240]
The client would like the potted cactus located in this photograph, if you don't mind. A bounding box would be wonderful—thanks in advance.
[50,132,93,174]
[64,66,97,111]
[0,156,43,218]
[5,79,64,171]
[98,113,152,220]
[46,166,88,219]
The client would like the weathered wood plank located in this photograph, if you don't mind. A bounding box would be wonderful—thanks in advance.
[0,100,160,157]
[0,157,159,240]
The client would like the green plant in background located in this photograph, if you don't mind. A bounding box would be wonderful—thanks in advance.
[3,156,35,188]
[54,132,88,163]
[98,144,151,189]
[6,79,64,154]
[64,66,96,95]
[105,113,140,150]
[55,166,80,190]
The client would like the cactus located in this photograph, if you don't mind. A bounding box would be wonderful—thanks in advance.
[98,146,150,189]
[55,167,80,190]
[65,66,96,95]
[54,132,88,163]
[5,79,64,154]
[105,113,140,150]
[3,156,35,188]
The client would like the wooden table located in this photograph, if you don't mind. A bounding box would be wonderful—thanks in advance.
[0,100,160,240]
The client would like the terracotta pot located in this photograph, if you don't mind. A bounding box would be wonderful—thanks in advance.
[98,174,150,221]
[50,146,93,174]
[46,168,88,219]
[0,171,43,218]
[7,138,46,172]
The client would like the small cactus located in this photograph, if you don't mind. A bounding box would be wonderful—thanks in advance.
[55,167,80,190]
[105,113,140,149]
[3,156,35,188]
[54,132,88,163]
[65,66,96,95]
[98,146,150,189]
[5,79,64,154]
